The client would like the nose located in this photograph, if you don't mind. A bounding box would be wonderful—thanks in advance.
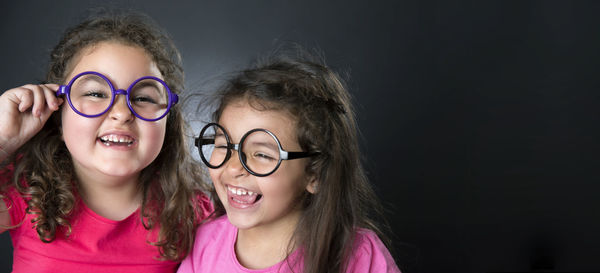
[224,148,248,177]
[108,92,134,122]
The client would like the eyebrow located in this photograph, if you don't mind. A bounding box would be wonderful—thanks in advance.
[132,81,163,93]
[72,75,108,87]
[246,140,279,151]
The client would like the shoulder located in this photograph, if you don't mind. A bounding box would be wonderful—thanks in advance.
[345,228,402,273]
[191,215,234,250]
[179,216,235,273]
[195,215,231,238]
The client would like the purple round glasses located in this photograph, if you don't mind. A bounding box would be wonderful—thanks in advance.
[55,71,178,121]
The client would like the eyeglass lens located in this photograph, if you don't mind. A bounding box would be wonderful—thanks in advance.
[199,124,281,176]
[69,74,170,120]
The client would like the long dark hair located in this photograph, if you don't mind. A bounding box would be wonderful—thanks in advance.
[6,10,209,261]
[209,48,393,272]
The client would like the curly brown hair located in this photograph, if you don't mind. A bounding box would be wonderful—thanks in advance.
[6,10,210,261]
[208,48,393,273]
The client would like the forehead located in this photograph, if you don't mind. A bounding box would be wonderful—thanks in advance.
[65,41,162,84]
[218,100,300,148]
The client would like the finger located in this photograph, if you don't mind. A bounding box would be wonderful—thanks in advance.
[45,83,65,106]
[41,84,61,111]
[29,85,46,117]
[43,83,60,90]
[14,87,34,113]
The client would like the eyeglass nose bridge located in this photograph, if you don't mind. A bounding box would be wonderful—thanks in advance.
[114,89,128,96]
[230,143,240,152]
[220,143,252,174]
[107,89,134,114]
[227,142,242,164]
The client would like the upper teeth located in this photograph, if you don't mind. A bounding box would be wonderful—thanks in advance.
[228,186,256,196]
[100,134,134,143]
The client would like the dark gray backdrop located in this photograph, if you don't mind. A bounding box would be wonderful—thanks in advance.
[2,1,600,272]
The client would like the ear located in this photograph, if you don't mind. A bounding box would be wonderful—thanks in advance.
[305,175,318,194]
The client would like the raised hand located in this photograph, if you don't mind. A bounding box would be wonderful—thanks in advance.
[0,84,63,160]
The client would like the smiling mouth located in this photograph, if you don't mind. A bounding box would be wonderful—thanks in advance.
[227,185,263,204]
[99,134,135,146]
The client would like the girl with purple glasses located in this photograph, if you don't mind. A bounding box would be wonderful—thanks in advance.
[178,49,400,273]
[0,11,212,272]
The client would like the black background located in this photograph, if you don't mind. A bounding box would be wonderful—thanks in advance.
[2,1,600,272]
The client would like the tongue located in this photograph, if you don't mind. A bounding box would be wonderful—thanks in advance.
[110,141,131,146]
[231,193,260,204]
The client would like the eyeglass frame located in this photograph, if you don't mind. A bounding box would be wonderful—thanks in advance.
[195,122,319,177]
[55,71,179,121]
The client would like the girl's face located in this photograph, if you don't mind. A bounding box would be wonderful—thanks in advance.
[210,100,315,234]
[61,42,166,186]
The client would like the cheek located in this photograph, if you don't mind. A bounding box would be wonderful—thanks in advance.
[143,121,167,153]
[61,107,94,141]
[208,169,222,186]
[277,163,309,187]
[262,167,310,198]
[209,169,227,199]
[60,106,72,134]
[149,122,167,141]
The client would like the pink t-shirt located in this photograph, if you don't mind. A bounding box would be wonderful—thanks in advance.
[177,215,401,273]
[1,166,213,273]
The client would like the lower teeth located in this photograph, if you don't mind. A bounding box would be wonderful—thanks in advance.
[101,141,132,146]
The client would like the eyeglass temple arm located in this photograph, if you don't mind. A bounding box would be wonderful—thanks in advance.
[194,138,237,150]
[56,85,68,97]
[195,138,213,147]
[282,151,320,160]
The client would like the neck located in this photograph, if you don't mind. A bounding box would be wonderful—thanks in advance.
[235,210,301,269]
[77,170,142,221]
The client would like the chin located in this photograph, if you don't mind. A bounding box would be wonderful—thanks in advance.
[227,217,256,231]
[98,165,141,178]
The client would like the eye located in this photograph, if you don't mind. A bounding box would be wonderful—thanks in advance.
[213,135,228,149]
[132,95,158,104]
[84,90,109,98]
[253,152,276,161]
[215,144,229,150]
[130,81,165,105]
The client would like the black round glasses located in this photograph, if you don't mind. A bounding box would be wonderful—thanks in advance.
[195,123,319,177]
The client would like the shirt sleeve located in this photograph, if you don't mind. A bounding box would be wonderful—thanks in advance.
[345,229,402,273]
[177,253,194,273]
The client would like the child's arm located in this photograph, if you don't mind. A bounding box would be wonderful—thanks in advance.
[0,84,63,162]
[0,84,60,231]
